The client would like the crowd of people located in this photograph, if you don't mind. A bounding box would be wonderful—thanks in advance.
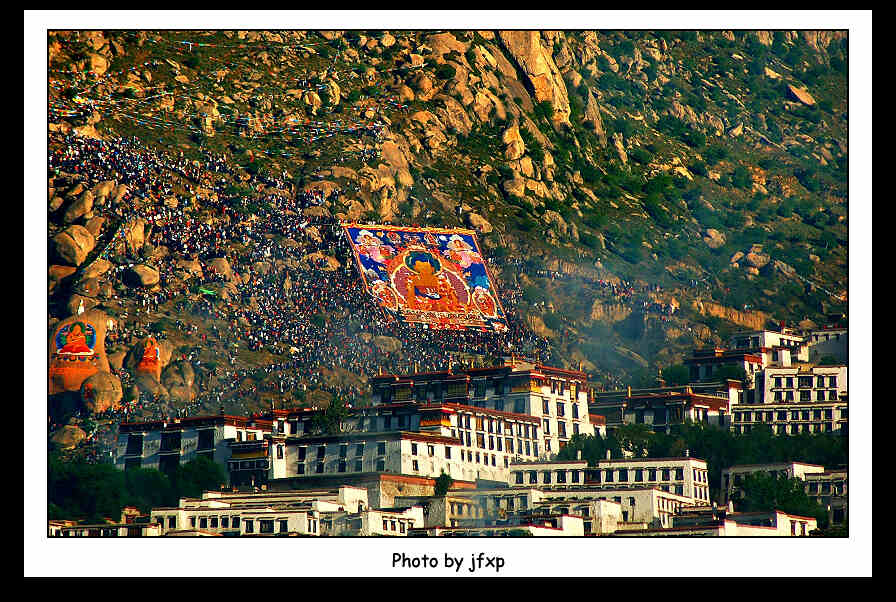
[48,130,557,434]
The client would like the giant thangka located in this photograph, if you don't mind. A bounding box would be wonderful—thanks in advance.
[344,224,508,331]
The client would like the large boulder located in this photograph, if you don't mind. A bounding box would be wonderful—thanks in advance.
[207,257,234,281]
[66,294,98,317]
[84,216,106,238]
[134,373,169,398]
[110,184,129,205]
[48,265,77,290]
[108,351,126,372]
[80,371,123,414]
[63,190,95,224]
[502,124,526,160]
[51,425,86,450]
[787,84,816,106]
[543,210,575,240]
[744,251,770,269]
[161,361,197,403]
[301,252,341,272]
[72,277,101,298]
[53,225,96,266]
[88,53,108,76]
[91,180,116,204]
[123,218,146,251]
[48,309,111,395]
[125,264,159,287]
[582,89,607,145]
[174,258,204,279]
[251,261,273,275]
[373,335,402,353]
[426,32,467,61]
[612,132,628,165]
[465,212,493,234]
[497,31,571,125]
[302,91,322,115]
[80,258,112,281]
[323,80,341,105]
[703,228,726,250]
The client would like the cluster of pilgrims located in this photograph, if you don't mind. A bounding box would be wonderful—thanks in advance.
[49,132,555,428]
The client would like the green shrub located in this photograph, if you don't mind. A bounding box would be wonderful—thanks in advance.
[517,215,539,232]
[522,285,547,304]
[533,100,555,121]
[682,128,706,149]
[543,312,563,331]
[644,193,674,229]
[690,160,708,177]
[629,146,652,165]
[580,232,601,249]
[732,165,753,189]
[704,144,729,165]
[519,127,545,163]
[584,208,608,229]
[757,157,777,170]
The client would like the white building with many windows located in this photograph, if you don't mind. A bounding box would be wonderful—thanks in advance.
[115,414,273,478]
[274,430,524,484]
[508,457,711,504]
[412,513,586,537]
[149,487,370,536]
[729,329,810,365]
[731,402,848,436]
[755,365,847,404]
[590,386,735,434]
[263,400,546,484]
[323,506,425,536]
[369,359,595,456]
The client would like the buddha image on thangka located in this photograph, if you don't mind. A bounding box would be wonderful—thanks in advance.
[54,321,97,359]
[393,250,467,313]
[343,224,509,331]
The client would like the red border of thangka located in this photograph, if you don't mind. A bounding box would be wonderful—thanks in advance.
[340,222,508,330]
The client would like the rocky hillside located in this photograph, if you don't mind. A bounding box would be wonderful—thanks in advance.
[46,30,848,431]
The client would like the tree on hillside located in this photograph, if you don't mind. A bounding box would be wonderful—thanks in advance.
[534,100,555,122]
[434,471,454,496]
[614,423,654,458]
[48,454,124,522]
[173,456,227,500]
[662,364,690,386]
[710,364,748,384]
[49,451,228,520]
[123,467,177,513]
[310,395,351,435]
[556,433,620,465]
